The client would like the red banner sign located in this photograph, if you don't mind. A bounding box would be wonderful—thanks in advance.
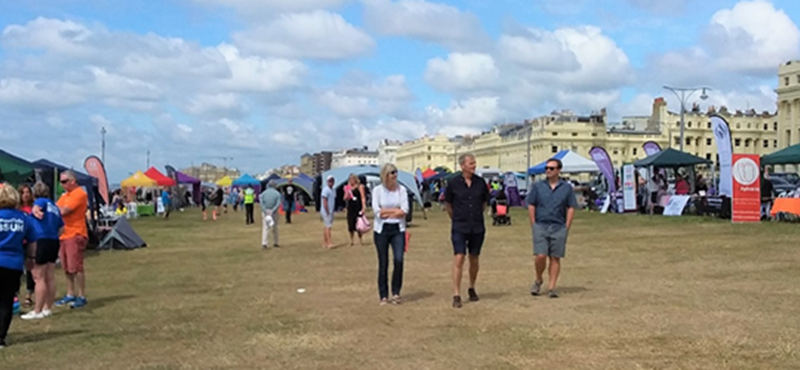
[732,154,761,223]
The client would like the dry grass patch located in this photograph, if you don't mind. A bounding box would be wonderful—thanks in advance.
[1,207,799,369]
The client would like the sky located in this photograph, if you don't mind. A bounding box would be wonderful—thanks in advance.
[1,0,799,182]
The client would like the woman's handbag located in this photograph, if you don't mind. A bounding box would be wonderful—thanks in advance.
[356,214,371,233]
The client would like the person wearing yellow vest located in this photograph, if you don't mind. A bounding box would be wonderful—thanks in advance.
[244,185,256,225]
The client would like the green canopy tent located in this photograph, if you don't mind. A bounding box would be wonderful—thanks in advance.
[634,148,713,199]
[0,149,36,186]
[633,148,711,167]
[761,143,800,165]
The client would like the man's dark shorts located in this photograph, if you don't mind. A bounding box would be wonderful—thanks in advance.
[451,231,485,256]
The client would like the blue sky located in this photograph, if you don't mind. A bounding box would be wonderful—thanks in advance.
[1,0,799,182]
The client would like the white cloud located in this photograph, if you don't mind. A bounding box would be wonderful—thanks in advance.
[317,73,415,118]
[361,0,490,51]
[233,10,374,60]
[183,93,248,119]
[498,31,580,72]
[424,53,500,93]
[192,0,349,17]
[704,0,800,74]
[216,44,306,92]
[427,97,501,135]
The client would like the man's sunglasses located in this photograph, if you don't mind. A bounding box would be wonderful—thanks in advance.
[59,179,70,184]
[545,167,560,171]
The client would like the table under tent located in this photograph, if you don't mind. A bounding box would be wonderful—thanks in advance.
[633,148,717,216]
[761,143,800,220]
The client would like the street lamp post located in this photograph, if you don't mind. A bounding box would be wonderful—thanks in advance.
[663,85,712,152]
[100,127,107,164]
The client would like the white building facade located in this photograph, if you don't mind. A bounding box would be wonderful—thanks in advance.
[331,147,379,168]
[377,139,402,166]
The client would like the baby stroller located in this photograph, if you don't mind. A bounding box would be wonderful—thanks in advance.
[492,198,511,226]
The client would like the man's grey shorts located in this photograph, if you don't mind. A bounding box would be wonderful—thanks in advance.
[532,223,568,258]
[321,213,334,228]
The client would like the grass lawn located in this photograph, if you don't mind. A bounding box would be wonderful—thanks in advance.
[2,206,800,369]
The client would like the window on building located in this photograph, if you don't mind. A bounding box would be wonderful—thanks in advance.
[747,123,751,129]
[774,140,778,148]
[633,148,638,156]
[674,137,680,146]
[785,77,790,86]
[552,132,558,136]
[764,140,769,148]
[706,138,712,146]
[427,155,431,160]
[797,75,800,84]
[706,153,712,160]
[734,138,741,147]
[707,121,711,129]
[764,123,769,131]
[612,149,618,155]
[427,146,431,151]
[676,121,680,128]
[774,122,778,130]
[571,132,578,137]
[744,139,750,148]
[591,133,598,137]
[688,121,692,128]
[716,154,719,163]
[551,146,558,153]
[736,123,740,129]
[685,138,691,146]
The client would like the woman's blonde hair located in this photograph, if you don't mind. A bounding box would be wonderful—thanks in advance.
[380,163,398,187]
[348,173,359,186]
[0,183,21,209]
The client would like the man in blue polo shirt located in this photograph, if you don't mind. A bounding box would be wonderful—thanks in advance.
[526,158,577,298]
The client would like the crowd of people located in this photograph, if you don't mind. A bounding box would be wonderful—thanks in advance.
[0,154,580,347]
[0,171,90,348]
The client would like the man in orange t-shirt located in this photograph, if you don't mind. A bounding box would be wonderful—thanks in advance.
[54,170,89,309]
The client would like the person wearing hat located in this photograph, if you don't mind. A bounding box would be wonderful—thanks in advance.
[321,175,336,249]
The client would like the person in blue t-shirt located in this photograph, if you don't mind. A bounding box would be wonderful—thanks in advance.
[161,188,172,220]
[0,183,39,348]
[22,183,63,320]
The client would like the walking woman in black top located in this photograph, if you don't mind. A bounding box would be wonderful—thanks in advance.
[345,174,367,246]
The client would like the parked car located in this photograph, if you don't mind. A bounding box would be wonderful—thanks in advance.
[768,176,797,196]
[770,172,800,185]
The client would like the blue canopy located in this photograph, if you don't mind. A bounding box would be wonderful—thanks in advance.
[528,150,599,175]
[321,165,423,208]
[232,173,260,186]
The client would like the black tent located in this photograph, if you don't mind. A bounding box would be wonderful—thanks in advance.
[97,218,147,250]
[0,149,35,186]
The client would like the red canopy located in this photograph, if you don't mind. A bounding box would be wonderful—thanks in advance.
[422,168,437,179]
[144,167,176,186]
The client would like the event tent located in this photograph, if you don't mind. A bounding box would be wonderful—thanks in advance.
[232,173,260,186]
[174,171,201,205]
[761,143,800,165]
[0,149,35,186]
[528,150,600,175]
[422,168,437,179]
[33,159,102,209]
[121,171,157,187]
[215,176,233,187]
[144,167,176,187]
[262,173,281,183]
[97,218,147,250]
[321,165,424,208]
[633,148,711,167]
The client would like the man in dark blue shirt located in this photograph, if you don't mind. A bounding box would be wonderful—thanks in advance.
[445,153,489,308]
[526,158,577,298]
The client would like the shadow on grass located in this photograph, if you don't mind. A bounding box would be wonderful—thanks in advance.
[557,286,588,294]
[14,329,86,345]
[83,294,136,312]
[478,291,510,300]
[403,290,434,302]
